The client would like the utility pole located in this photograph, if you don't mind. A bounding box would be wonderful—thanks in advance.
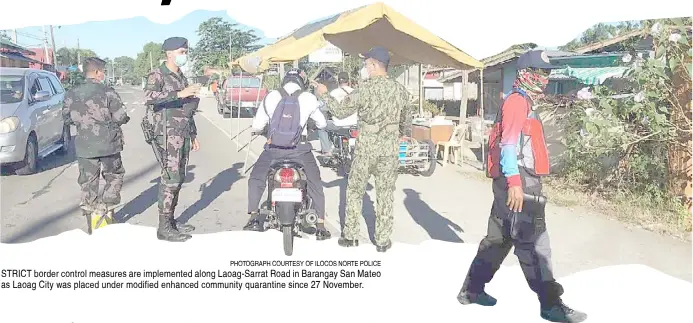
[148,51,153,71]
[42,25,51,65]
[49,25,57,66]
[12,29,17,43]
[77,38,81,68]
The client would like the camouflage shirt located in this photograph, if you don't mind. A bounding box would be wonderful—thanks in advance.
[144,63,198,139]
[322,75,412,157]
[63,78,130,158]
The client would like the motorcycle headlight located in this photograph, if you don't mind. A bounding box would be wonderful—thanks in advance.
[0,117,20,134]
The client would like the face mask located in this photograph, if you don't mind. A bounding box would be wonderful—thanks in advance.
[175,54,188,67]
[359,67,370,80]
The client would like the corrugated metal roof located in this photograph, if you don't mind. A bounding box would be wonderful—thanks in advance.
[551,66,629,85]
[0,51,42,64]
[0,39,35,55]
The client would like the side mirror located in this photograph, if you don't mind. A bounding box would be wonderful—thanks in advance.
[33,90,51,102]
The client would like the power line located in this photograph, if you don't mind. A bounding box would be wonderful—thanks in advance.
[16,31,44,41]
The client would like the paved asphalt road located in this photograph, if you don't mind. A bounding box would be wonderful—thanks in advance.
[1,85,690,282]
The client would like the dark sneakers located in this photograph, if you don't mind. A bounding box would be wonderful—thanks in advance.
[457,290,498,307]
[243,212,262,231]
[315,224,332,241]
[540,300,588,323]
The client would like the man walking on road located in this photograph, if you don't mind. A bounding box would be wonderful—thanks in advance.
[62,57,131,226]
[143,37,201,242]
[456,50,587,323]
[315,47,411,252]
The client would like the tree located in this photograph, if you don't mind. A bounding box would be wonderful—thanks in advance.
[559,21,643,51]
[133,42,165,80]
[113,56,136,83]
[55,47,99,66]
[189,17,262,74]
[562,17,692,214]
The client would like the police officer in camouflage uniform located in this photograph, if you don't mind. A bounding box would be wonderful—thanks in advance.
[315,47,412,252]
[143,37,201,242]
[63,57,131,220]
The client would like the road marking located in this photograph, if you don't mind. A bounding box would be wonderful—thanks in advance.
[198,112,345,238]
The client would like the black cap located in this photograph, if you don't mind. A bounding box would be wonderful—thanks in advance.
[360,46,390,66]
[516,50,558,70]
[162,37,189,51]
[337,72,349,83]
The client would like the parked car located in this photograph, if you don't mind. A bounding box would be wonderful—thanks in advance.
[218,75,267,118]
[0,67,71,175]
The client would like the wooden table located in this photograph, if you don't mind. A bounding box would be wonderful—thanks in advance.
[411,124,454,145]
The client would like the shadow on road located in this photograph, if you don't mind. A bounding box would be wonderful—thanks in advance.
[1,135,77,177]
[2,162,160,244]
[403,188,464,243]
[177,163,243,224]
[324,178,375,243]
[114,165,198,224]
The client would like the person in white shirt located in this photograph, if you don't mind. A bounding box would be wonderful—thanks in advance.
[244,68,331,240]
[317,72,357,154]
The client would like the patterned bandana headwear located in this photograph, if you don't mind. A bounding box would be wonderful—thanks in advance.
[513,69,549,102]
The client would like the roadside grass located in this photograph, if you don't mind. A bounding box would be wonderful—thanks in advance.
[453,163,692,241]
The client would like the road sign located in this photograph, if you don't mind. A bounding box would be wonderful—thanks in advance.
[308,42,343,63]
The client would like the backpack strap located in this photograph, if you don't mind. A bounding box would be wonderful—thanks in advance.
[263,88,291,120]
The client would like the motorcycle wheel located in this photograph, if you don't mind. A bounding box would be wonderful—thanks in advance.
[418,139,437,177]
[282,225,294,256]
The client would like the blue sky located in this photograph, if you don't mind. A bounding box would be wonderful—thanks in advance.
[11,10,275,60]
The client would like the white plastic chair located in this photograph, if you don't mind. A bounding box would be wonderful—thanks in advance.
[436,125,467,167]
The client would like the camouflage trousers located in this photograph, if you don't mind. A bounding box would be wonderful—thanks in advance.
[77,153,125,209]
[343,152,398,245]
[155,135,191,214]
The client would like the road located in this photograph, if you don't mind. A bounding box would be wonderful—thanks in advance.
[1,85,691,282]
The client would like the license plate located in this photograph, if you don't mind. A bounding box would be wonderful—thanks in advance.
[348,138,355,146]
[271,188,302,202]
[240,101,255,108]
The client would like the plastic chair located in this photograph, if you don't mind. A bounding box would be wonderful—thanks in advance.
[436,125,467,167]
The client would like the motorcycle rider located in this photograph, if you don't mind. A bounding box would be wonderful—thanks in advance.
[243,68,332,240]
[317,72,356,155]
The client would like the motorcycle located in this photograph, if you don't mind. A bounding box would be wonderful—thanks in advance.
[251,131,319,256]
[325,126,358,176]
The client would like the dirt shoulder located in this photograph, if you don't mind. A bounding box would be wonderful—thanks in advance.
[452,163,692,242]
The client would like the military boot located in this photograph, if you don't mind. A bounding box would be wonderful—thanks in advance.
[169,196,194,234]
[375,239,392,252]
[157,213,191,242]
[337,233,358,247]
[82,209,93,235]
[540,300,587,323]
